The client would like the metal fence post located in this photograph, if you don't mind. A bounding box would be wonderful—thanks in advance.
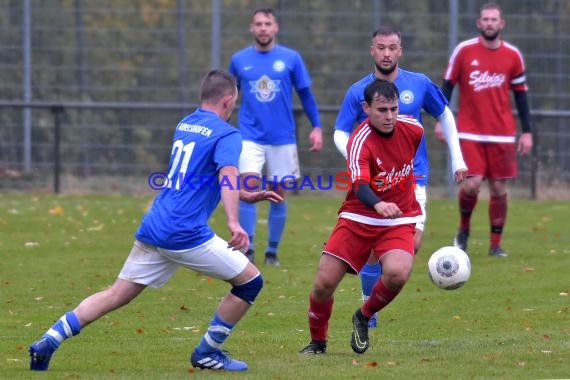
[51,106,64,194]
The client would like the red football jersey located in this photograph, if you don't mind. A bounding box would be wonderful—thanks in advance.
[444,37,527,141]
[339,115,424,226]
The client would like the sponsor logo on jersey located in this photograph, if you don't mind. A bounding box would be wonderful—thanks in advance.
[249,75,281,102]
[373,159,414,192]
[468,70,506,92]
[399,90,414,104]
[470,59,479,66]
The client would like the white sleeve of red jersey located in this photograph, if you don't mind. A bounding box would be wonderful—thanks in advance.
[334,130,350,159]
[437,106,467,174]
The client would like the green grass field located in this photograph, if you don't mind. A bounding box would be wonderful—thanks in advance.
[1,193,568,379]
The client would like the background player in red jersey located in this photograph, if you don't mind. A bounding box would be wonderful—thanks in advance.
[299,79,424,355]
[438,2,533,257]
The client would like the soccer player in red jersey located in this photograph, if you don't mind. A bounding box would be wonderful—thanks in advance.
[299,79,424,355]
[439,2,533,257]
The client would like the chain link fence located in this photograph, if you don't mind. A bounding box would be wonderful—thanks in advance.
[1,0,568,198]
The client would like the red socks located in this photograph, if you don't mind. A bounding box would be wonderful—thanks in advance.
[362,279,399,317]
[307,293,333,341]
[489,194,507,247]
[459,188,478,231]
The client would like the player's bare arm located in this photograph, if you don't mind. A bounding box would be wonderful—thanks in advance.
[219,165,250,252]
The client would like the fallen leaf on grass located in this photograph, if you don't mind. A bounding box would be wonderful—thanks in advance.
[363,361,378,368]
[49,206,64,215]
[452,315,461,320]
[541,334,550,341]
[352,359,359,366]
[385,361,398,367]
[523,266,535,272]
[87,223,105,231]
[136,328,144,335]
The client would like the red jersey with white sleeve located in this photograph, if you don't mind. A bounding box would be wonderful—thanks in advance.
[444,37,527,143]
[339,115,424,226]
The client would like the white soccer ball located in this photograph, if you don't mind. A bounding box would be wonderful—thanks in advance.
[427,246,471,290]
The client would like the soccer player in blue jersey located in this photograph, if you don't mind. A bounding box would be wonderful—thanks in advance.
[28,70,282,372]
[333,26,467,328]
[229,8,323,266]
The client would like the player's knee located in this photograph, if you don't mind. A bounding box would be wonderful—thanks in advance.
[231,273,263,304]
[312,278,337,299]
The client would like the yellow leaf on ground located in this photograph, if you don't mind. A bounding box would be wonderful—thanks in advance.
[49,206,64,215]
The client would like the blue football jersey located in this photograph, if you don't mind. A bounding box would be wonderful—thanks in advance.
[135,108,242,250]
[229,45,312,145]
[335,70,448,186]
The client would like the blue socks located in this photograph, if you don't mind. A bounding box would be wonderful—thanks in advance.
[239,200,257,247]
[360,263,382,303]
[267,201,287,255]
[196,314,235,354]
[240,199,288,255]
[43,311,81,349]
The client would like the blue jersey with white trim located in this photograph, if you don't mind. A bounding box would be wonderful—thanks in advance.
[335,69,448,186]
[229,44,312,144]
[135,108,242,250]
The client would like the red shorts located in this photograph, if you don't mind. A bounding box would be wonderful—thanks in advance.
[460,140,517,179]
[323,218,415,274]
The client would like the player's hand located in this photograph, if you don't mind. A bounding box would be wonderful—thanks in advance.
[309,127,323,152]
[240,190,283,203]
[454,168,467,184]
[434,122,446,143]
[374,201,402,219]
[227,221,250,252]
[517,132,533,156]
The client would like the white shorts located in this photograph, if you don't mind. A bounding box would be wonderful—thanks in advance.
[239,140,301,181]
[118,236,249,288]
[415,185,427,231]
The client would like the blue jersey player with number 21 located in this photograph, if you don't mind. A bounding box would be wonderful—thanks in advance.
[28,70,282,372]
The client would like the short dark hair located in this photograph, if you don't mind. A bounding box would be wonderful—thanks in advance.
[372,25,402,42]
[251,7,278,22]
[364,79,400,105]
[480,2,503,18]
[200,70,237,104]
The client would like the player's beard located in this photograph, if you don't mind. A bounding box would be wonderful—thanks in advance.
[375,62,397,76]
[255,36,274,48]
[480,29,500,41]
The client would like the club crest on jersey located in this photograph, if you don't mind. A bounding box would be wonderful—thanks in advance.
[399,90,414,104]
[249,75,281,102]
[273,60,286,72]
